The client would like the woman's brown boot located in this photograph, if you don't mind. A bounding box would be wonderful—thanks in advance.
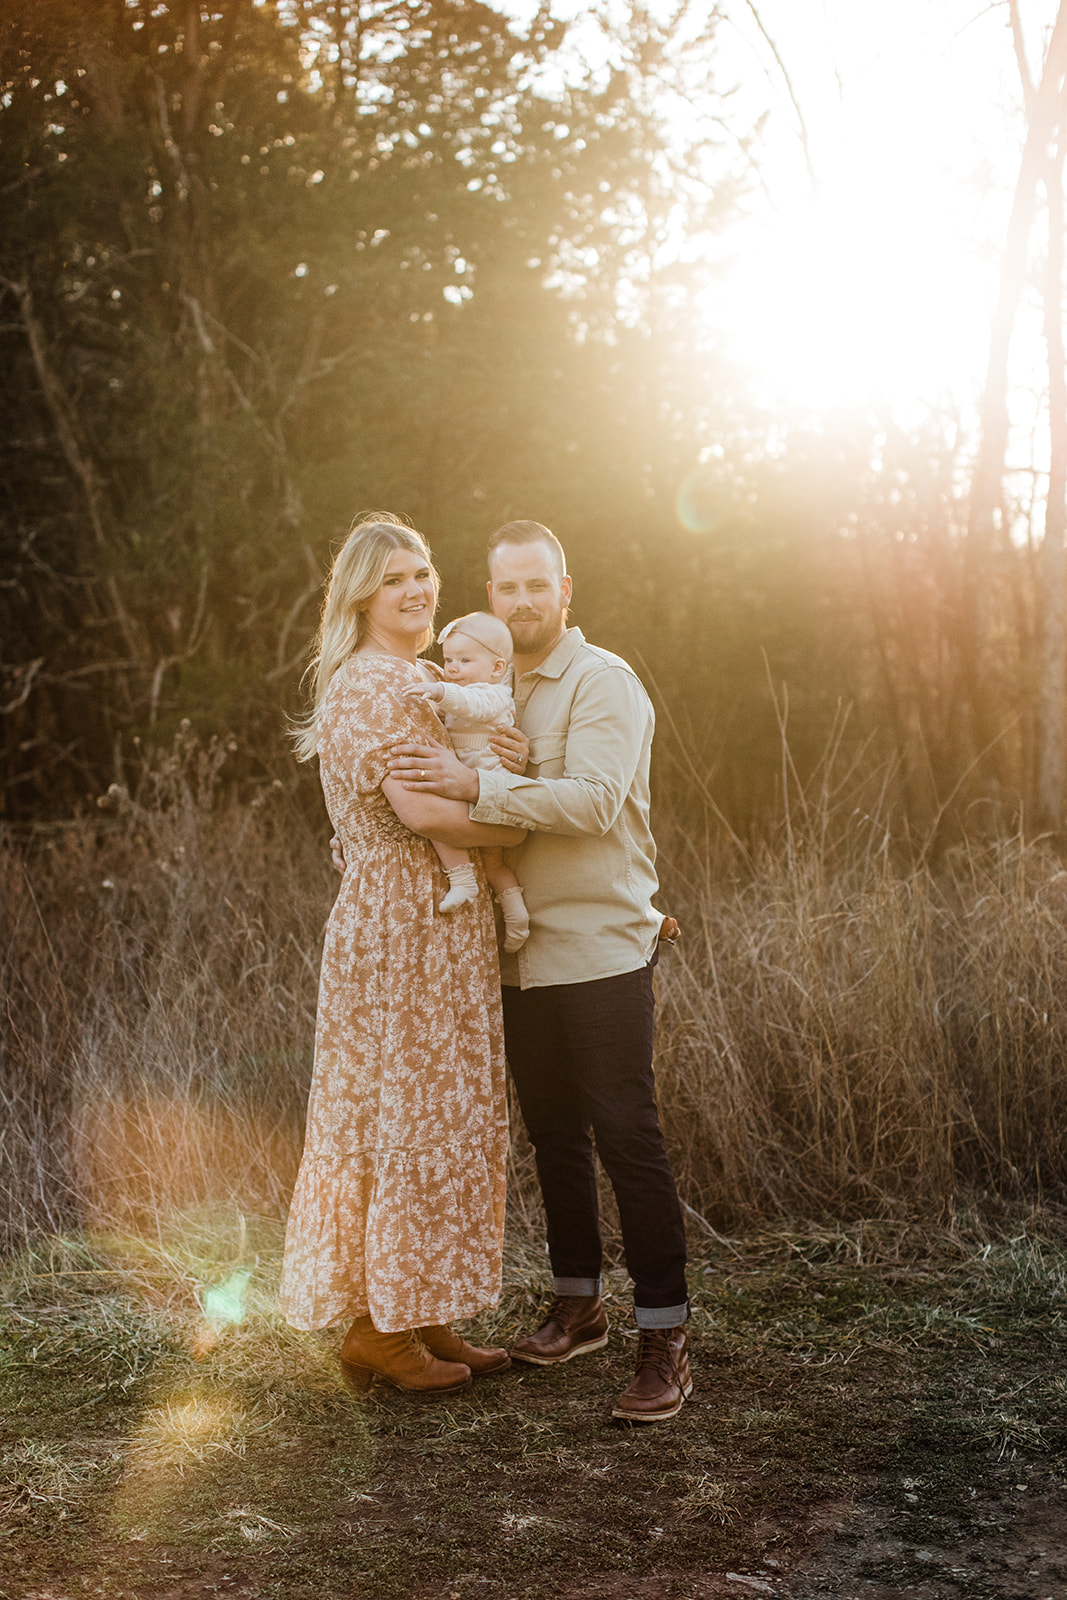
[339,1315,471,1395]
[419,1323,511,1375]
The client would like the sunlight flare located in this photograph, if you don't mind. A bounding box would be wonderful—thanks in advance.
[709,0,1045,415]
[202,1269,253,1327]
[715,189,998,413]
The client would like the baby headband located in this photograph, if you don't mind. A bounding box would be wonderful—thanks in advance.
[439,611,514,662]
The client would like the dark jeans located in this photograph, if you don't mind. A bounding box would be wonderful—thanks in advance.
[502,959,688,1314]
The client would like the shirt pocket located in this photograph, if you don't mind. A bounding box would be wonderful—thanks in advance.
[527,730,567,778]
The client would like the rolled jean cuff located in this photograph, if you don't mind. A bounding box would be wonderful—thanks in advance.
[634,1301,689,1330]
[553,1276,601,1297]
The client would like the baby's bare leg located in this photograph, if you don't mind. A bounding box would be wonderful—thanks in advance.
[433,839,471,874]
[431,839,479,912]
[481,847,519,896]
[482,847,529,952]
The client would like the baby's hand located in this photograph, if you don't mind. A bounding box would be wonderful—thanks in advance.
[402,681,445,703]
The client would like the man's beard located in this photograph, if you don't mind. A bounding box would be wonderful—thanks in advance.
[507,609,566,656]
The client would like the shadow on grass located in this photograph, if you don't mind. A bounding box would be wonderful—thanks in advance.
[2,1206,1067,1599]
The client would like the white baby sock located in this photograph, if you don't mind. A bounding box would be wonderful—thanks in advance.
[497,886,530,952]
[439,863,479,912]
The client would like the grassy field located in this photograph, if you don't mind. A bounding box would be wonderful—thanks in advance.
[4,736,1067,1594]
[2,1207,1066,1599]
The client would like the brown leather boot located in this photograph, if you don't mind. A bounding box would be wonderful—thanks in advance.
[510,1294,608,1365]
[611,1325,693,1422]
[339,1315,471,1396]
[419,1323,511,1375]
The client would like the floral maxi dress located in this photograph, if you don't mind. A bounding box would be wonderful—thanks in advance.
[279,653,508,1333]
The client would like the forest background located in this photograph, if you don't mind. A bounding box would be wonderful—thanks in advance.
[5,0,1067,1246]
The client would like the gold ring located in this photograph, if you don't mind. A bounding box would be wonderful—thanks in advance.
[419,769,426,780]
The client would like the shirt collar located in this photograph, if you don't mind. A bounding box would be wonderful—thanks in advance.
[518,626,585,682]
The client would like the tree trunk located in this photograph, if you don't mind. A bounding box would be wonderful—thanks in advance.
[965,3,1067,776]
[1038,130,1067,828]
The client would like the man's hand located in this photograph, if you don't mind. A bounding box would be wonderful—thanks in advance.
[387,739,480,802]
[490,724,529,774]
[401,681,445,703]
[330,834,347,875]
[659,915,680,945]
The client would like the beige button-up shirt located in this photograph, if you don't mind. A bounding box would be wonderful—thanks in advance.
[469,627,663,989]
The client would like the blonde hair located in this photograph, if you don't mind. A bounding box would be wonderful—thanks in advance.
[292,513,438,762]
[439,611,513,663]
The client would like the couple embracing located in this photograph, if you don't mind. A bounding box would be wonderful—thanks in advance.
[279,514,691,1424]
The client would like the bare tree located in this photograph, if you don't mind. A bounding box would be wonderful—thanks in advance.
[965,2,1067,785]
[1037,123,1067,826]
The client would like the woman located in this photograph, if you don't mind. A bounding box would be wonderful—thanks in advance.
[279,513,524,1395]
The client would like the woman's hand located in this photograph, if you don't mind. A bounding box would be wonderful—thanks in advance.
[330,834,347,874]
[490,724,529,775]
[387,739,479,802]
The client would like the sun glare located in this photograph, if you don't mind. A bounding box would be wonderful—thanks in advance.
[503,0,1049,418]
[715,184,998,416]
[708,0,1051,420]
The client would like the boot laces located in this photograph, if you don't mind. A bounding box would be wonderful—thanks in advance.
[635,1327,681,1383]
[544,1294,592,1330]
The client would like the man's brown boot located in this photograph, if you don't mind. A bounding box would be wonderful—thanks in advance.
[419,1323,510,1376]
[511,1294,608,1365]
[339,1315,471,1396]
[611,1325,693,1422]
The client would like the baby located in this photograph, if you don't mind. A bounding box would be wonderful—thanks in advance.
[403,612,530,953]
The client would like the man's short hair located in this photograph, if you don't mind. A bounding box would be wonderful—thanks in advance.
[487,520,567,578]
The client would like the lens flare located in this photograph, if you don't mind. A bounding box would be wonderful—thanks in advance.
[675,467,729,535]
[201,1269,252,1326]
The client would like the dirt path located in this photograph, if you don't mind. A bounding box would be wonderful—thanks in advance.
[2,1221,1065,1599]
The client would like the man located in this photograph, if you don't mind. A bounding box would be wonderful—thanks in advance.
[388,519,691,1423]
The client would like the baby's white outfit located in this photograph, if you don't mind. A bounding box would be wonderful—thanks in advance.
[431,679,529,953]
[436,680,516,770]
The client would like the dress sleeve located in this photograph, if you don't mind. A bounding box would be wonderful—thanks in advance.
[323,667,450,792]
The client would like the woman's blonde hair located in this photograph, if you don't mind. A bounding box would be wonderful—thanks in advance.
[292,513,438,762]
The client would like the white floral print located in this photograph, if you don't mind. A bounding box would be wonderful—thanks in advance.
[279,653,508,1333]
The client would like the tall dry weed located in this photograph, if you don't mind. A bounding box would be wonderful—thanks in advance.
[654,741,1067,1224]
[3,729,1067,1254]
[1,732,329,1246]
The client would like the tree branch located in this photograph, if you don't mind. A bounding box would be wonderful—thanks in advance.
[0,278,112,551]
[737,0,816,190]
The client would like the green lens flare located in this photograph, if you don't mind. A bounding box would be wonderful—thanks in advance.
[202,1269,252,1325]
[675,468,725,535]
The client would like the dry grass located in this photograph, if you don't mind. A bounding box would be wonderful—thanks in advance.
[0,731,324,1250]
[2,728,1067,1256]
[654,747,1067,1225]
